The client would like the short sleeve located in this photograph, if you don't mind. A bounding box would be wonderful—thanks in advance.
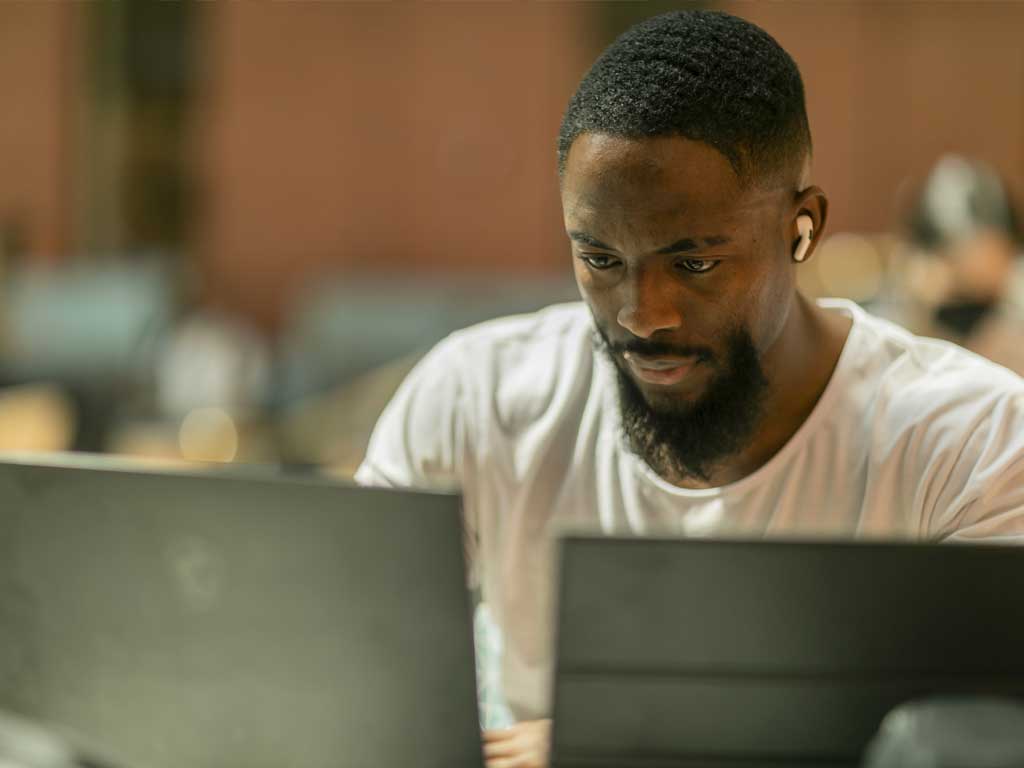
[354,336,481,584]
[930,391,1024,542]
[355,337,472,491]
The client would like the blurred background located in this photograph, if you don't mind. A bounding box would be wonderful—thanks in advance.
[2,0,1023,475]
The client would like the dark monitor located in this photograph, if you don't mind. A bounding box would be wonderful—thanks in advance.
[551,535,1024,768]
[0,454,482,768]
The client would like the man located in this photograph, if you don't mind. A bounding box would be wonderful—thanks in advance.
[356,10,1024,767]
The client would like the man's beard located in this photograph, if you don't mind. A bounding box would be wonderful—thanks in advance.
[594,325,770,484]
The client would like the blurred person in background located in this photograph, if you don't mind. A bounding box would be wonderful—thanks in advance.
[356,11,1024,768]
[902,154,1024,375]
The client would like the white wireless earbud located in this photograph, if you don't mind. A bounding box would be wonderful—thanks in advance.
[793,214,814,263]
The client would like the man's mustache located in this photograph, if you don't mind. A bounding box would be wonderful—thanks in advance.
[591,321,717,363]
[600,333,715,363]
[615,341,714,362]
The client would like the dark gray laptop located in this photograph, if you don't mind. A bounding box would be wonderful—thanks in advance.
[551,535,1024,768]
[0,454,482,768]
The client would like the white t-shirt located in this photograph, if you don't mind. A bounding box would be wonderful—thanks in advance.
[355,299,1024,720]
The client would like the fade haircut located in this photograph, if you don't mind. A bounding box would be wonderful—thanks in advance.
[557,10,812,188]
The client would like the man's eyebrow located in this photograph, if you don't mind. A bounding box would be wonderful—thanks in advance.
[568,231,615,249]
[569,231,733,253]
[656,235,732,254]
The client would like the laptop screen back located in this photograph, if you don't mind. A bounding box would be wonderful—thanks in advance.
[551,536,1024,768]
[0,457,482,768]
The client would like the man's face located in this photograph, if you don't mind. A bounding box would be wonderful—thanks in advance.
[561,133,799,479]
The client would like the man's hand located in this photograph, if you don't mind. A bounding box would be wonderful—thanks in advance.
[482,719,551,768]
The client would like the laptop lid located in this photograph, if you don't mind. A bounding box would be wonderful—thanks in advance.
[551,535,1024,768]
[0,455,482,768]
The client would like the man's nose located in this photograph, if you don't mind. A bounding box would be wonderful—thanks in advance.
[616,271,683,339]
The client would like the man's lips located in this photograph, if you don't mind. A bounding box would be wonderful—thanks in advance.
[623,351,701,386]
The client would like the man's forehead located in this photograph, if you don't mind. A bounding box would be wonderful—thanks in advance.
[563,183,784,242]
[562,133,787,220]
[563,190,782,221]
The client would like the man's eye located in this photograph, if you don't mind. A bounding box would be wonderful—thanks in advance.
[579,254,620,270]
[678,258,719,274]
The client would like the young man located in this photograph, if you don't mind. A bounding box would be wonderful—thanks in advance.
[357,10,1024,767]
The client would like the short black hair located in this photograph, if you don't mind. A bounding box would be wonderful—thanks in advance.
[557,10,812,187]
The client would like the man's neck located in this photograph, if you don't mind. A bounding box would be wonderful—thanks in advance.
[674,295,852,490]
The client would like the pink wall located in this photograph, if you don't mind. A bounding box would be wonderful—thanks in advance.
[0,3,74,260]
[197,3,592,330]
[729,1,1024,237]
[5,3,1024,331]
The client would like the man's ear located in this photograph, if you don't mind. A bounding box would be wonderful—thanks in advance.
[790,186,828,263]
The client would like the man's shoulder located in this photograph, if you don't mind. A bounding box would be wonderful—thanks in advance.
[843,304,1024,535]
[839,302,1024,475]
[444,301,593,349]
[847,303,1024,406]
[430,302,599,435]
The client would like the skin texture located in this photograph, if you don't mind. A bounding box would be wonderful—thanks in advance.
[483,133,850,767]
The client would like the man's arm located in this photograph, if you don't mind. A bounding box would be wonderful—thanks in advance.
[938,455,1024,541]
[353,336,485,593]
[353,340,554,767]
[354,337,471,492]
[929,392,1024,541]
